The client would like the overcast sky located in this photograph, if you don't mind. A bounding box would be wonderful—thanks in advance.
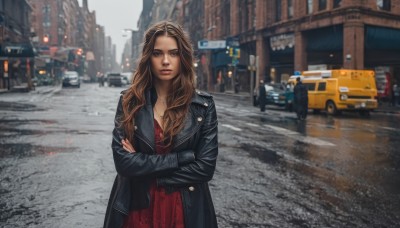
[79,0,143,64]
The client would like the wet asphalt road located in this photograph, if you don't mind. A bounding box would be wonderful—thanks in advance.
[1,83,400,228]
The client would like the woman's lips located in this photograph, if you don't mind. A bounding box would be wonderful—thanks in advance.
[160,70,172,75]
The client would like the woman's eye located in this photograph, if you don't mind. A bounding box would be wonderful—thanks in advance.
[170,51,179,57]
[152,52,161,57]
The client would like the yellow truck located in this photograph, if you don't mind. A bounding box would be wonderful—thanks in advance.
[288,70,378,115]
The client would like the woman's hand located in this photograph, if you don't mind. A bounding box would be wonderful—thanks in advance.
[122,139,136,153]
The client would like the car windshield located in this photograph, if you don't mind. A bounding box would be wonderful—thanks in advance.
[64,72,78,76]
[265,83,285,92]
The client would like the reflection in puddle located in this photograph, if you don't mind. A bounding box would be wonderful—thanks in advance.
[240,143,282,164]
[0,144,76,158]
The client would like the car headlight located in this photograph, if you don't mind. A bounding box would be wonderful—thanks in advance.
[340,94,348,100]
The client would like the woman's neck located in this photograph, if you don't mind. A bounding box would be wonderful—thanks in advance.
[154,81,170,100]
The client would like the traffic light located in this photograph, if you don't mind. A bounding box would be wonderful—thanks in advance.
[235,48,240,58]
[229,48,233,57]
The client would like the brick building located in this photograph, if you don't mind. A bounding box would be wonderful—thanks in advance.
[205,0,400,94]
[0,0,34,90]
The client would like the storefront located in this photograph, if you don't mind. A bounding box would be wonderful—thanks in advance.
[0,43,35,90]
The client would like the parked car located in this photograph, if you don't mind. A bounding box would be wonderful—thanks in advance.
[62,71,80,88]
[265,84,286,106]
[121,72,133,85]
[82,74,91,83]
[255,83,293,111]
[33,73,54,86]
[107,72,125,87]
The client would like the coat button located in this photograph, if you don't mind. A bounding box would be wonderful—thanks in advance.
[134,126,138,130]
[188,186,195,192]
[204,102,208,107]
[197,117,203,122]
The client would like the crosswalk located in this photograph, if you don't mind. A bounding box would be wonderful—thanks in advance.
[216,103,335,147]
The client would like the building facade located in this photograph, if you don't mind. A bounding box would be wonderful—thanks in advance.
[29,0,106,82]
[204,0,400,95]
[0,0,34,90]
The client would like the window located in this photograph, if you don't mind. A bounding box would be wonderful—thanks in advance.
[42,4,51,13]
[333,0,342,8]
[288,0,293,19]
[377,0,391,11]
[307,0,313,14]
[304,83,316,91]
[317,82,326,91]
[319,0,327,11]
[276,0,282,21]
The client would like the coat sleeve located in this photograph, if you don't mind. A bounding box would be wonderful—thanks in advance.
[112,95,193,178]
[157,98,218,186]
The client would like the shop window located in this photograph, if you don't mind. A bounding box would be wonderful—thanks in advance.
[276,0,282,21]
[319,0,327,11]
[333,0,342,8]
[377,0,391,11]
[307,0,313,14]
[288,0,293,19]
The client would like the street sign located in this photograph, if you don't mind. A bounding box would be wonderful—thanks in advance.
[198,40,226,50]
[226,37,240,47]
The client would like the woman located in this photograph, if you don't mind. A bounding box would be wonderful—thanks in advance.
[103,21,219,228]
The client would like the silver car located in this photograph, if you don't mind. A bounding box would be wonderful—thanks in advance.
[62,71,80,88]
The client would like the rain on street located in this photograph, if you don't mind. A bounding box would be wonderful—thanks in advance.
[1,84,400,227]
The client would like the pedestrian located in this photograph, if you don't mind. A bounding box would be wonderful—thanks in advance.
[293,77,308,120]
[103,21,219,228]
[258,80,267,112]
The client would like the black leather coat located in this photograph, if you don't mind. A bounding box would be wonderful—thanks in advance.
[103,88,219,228]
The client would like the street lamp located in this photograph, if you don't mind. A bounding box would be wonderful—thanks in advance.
[43,34,49,43]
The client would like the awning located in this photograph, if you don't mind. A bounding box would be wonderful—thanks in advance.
[306,25,343,52]
[365,26,400,50]
[0,43,36,57]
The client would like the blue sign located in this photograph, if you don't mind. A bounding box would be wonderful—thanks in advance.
[226,37,240,48]
[198,40,226,50]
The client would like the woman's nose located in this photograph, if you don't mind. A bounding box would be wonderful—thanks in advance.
[162,54,170,65]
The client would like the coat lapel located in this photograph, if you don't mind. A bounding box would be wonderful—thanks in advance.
[134,90,155,152]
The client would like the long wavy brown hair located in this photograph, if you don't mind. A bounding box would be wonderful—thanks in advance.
[121,21,195,147]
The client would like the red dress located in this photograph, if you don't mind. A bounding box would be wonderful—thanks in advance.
[122,119,185,228]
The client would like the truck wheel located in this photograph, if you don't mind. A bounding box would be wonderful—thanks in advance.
[326,101,337,115]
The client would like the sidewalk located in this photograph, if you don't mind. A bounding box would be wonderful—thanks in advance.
[211,91,400,115]
[0,85,61,95]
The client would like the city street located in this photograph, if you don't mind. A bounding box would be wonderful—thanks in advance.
[1,83,400,227]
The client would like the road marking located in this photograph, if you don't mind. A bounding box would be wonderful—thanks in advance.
[263,124,335,146]
[221,124,242,132]
[246,123,259,127]
[265,125,298,135]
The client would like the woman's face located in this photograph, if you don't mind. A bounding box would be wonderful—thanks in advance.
[150,35,181,82]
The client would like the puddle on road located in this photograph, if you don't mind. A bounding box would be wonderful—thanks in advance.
[240,143,282,164]
[0,101,46,112]
[0,143,77,158]
[0,119,57,125]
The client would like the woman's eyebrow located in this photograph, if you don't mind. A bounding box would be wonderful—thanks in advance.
[153,48,179,51]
